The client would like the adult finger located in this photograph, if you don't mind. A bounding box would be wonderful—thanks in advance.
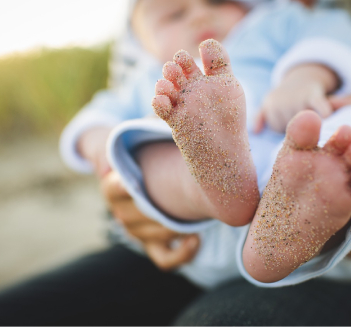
[144,235,200,271]
[128,223,180,243]
[101,171,130,204]
[111,198,151,226]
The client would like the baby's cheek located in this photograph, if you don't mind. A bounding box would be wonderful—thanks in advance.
[215,5,247,38]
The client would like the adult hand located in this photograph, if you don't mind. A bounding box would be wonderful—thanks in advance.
[101,171,200,271]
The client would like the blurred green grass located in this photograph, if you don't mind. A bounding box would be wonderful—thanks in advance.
[0,45,110,139]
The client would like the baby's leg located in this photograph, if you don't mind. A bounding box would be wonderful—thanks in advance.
[243,110,351,283]
[152,39,259,226]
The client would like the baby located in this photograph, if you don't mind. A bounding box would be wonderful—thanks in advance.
[61,0,351,287]
[150,39,351,283]
[136,2,351,282]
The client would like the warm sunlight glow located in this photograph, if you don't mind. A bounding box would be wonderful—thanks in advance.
[0,0,129,57]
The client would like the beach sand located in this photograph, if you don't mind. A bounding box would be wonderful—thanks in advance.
[0,137,108,290]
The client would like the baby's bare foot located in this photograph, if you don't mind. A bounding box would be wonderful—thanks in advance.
[243,111,351,282]
[152,39,259,226]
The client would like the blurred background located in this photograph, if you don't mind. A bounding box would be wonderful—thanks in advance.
[0,0,128,290]
[0,0,350,291]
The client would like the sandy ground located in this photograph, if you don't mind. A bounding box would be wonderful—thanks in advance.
[0,137,109,291]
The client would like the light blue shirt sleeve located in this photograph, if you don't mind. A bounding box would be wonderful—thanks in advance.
[60,67,161,173]
[271,3,351,94]
[282,3,351,47]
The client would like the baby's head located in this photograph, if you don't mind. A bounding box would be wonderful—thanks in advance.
[131,0,252,62]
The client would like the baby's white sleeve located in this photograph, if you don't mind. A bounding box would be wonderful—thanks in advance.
[107,118,218,233]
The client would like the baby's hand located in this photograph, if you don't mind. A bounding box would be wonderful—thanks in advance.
[255,82,333,133]
[254,64,340,134]
[77,127,113,178]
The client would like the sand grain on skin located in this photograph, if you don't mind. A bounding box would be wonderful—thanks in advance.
[167,73,257,206]
[250,144,337,272]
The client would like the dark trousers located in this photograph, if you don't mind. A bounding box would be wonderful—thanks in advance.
[0,245,350,326]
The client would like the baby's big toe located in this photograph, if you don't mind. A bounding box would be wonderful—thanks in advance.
[286,111,321,150]
[199,39,232,76]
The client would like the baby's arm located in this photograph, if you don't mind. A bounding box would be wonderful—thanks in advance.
[136,142,216,221]
[75,124,211,220]
[255,63,339,133]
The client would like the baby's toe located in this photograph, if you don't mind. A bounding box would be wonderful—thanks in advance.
[173,50,203,80]
[155,79,178,106]
[324,125,351,156]
[286,111,321,149]
[344,144,351,167]
[152,95,173,121]
[199,39,232,76]
[163,62,187,90]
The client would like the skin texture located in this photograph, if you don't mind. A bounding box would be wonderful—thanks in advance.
[243,111,351,283]
[152,39,259,226]
[137,142,211,221]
